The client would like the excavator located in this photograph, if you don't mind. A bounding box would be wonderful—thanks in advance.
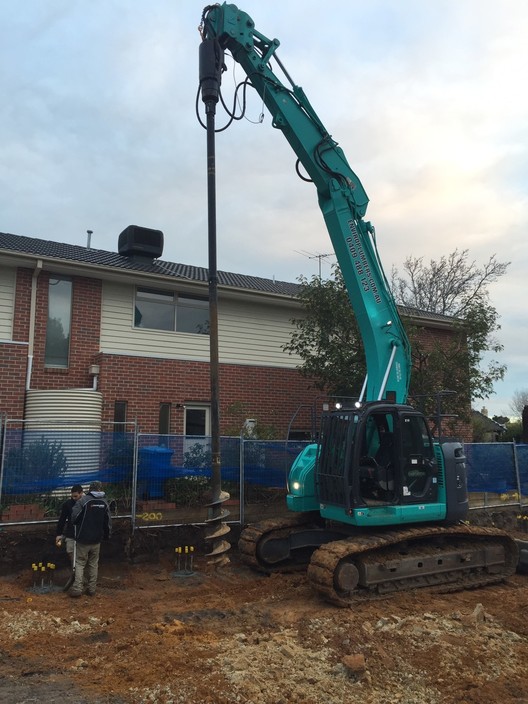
[198,4,519,605]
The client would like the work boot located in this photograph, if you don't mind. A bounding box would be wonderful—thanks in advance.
[86,589,96,596]
[69,590,82,598]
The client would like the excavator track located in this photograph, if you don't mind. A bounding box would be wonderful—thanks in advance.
[307,524,519,607]
[238,512,325,572]
[238,518,519,606]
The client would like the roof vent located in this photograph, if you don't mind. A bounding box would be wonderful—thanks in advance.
[118,225,164,262]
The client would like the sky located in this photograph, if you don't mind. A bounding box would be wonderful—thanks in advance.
[1,1,527,419]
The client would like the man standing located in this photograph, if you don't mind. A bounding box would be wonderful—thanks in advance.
[55,484,84,563]
[70,481,111,598]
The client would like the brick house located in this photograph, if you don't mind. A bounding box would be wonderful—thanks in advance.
[0,229,462,440]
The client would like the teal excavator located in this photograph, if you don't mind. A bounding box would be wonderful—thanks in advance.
[199,4,518,605]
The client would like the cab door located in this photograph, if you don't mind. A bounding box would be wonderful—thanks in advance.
[400,413,438,503]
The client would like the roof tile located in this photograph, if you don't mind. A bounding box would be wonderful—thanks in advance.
[0,231,454,321]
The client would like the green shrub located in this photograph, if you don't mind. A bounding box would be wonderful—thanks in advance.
[4,436,68,490]
[164,475,210,506]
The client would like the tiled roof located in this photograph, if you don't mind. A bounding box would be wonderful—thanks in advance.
[397,304,455,325]
[471,409,506,433]
[0,231,454,322]
[0,231,300,296]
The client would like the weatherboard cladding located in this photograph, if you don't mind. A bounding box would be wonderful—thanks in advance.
[0,231,452,323]
[0,267,15,339]
[99,281,300,368]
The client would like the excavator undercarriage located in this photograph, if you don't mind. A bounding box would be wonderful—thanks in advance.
[238,515,519,607]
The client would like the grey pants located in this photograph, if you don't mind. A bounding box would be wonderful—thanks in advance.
[64,537,75,563]
[71,542,101,594]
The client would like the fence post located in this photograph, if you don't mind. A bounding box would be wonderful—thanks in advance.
[512,441,523,508]
[0,412,6,511]
[131,421,139,531]
[239,436,245,526]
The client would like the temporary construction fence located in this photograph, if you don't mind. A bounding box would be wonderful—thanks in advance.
[0,416,527,530]
[0,416,137,524]
[465,442,528,507]
[0,416,308,529]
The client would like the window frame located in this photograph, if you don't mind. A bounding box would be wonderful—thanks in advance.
[44,276,73,368]
[134,286,209,335]
[184,405,211,437]
[114,400,128,433]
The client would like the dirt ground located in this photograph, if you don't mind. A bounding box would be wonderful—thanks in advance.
[1,525,528,704]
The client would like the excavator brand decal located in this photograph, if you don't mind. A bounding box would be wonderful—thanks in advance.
[346,224,381,305]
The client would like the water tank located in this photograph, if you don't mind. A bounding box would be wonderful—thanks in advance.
[118,225,164,260]
[24,389,103,479]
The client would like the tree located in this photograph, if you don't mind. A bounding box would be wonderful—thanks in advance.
[471,414,492,443]
[284,249,509,427]
[391,249,509,422]
[283,266,365,397]
[390,249,509,318]
[501,419,522,443]
[509,389,528,418]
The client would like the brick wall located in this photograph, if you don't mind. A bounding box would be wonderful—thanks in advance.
[13,268,32,341]
[407,322,472,441]
[1,265,471,440]
[97,354,320,436]
[0,343,27,418]
[1,269,102,418]
[30,272,101,390]
[0,269,31,417]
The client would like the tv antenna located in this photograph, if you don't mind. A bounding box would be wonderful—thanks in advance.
[295,250,335,277]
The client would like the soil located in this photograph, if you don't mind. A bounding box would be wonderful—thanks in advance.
[1,526,528,704]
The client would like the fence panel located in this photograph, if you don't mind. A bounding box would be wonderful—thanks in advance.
[132,437,311,528]
[0,420,135,524]
[465,442,524,508]
[1,420,526,528]
[133,434,242,528]
[241,440,310,523]
[515,444,528,500]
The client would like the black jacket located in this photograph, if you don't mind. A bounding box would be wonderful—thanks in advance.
[56,498,76,539]
[71,491,111,545]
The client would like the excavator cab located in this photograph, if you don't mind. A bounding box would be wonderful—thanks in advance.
[314,402,441,525]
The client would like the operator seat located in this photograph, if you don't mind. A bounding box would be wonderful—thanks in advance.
[359,431,395,499]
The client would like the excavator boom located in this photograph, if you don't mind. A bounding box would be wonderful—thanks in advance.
[201,3,410,404]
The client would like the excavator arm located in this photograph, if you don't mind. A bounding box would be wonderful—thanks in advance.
[200,3,411,403]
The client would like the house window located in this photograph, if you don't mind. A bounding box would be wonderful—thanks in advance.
[159,403,171,436]
[114,401,127,433]
[134,287,209,334]
[184,406,210,436]
[44,277,72,367]
[177,296,209,334]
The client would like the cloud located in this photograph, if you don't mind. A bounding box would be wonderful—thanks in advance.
[0,0,527,414]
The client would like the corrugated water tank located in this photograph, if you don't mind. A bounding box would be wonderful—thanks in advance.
[24,389,103,476]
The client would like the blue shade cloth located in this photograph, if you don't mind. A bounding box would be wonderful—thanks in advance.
[1,427,526,526]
